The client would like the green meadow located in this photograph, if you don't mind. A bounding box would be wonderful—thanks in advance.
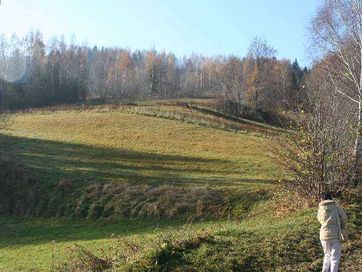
[0,102,360,271]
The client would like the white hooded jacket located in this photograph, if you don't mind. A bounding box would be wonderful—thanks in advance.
[317,200,348,241]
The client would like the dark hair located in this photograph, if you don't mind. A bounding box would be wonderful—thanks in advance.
[320,192,333,200]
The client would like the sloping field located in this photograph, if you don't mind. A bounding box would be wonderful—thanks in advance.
[0,106,282,187]
[0,103,359,271]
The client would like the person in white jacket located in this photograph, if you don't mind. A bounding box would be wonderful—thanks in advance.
[317,192,348,272]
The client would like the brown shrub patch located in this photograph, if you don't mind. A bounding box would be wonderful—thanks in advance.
[73,184,227,219]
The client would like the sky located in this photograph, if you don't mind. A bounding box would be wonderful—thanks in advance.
[0,0,323,67]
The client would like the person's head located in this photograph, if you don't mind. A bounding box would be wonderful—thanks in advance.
[320,192,333,202]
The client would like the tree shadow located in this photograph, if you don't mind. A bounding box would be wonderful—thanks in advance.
[0,217,186,247]
[0,134,274,187]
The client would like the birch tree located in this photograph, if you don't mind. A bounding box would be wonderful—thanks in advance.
[310,0,362,186]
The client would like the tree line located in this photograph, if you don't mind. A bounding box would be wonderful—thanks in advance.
[0,33,307,112]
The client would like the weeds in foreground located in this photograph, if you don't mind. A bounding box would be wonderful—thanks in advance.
[54,223,215,272]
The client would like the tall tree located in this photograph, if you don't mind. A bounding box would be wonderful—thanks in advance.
[291,59,304,90]
[273,63,355,201]
[219,56,244,105]
[310,0,362,186]
[145,50,158,97]
[244,37,276,110]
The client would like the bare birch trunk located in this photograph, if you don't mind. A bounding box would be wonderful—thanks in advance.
[354,100,362,186]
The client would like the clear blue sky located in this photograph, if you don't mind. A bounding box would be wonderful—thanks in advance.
[0,0,322,66]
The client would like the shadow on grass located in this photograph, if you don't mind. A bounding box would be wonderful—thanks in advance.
[0,217,185,247]
[0,134,274,187]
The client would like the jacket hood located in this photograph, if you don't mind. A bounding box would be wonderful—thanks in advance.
[320,200,335,206]
[319,200,337,210]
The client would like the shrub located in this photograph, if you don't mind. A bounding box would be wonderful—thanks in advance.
[0,159,39,216]
[55,245,113,272]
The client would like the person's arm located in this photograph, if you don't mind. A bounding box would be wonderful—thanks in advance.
[338,206,348,229]
[317,206,323,225]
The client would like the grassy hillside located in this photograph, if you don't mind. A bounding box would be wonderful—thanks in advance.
[0,101,360,271]
[1,105,281,187]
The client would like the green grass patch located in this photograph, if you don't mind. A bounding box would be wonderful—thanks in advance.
[0,209,325,271]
